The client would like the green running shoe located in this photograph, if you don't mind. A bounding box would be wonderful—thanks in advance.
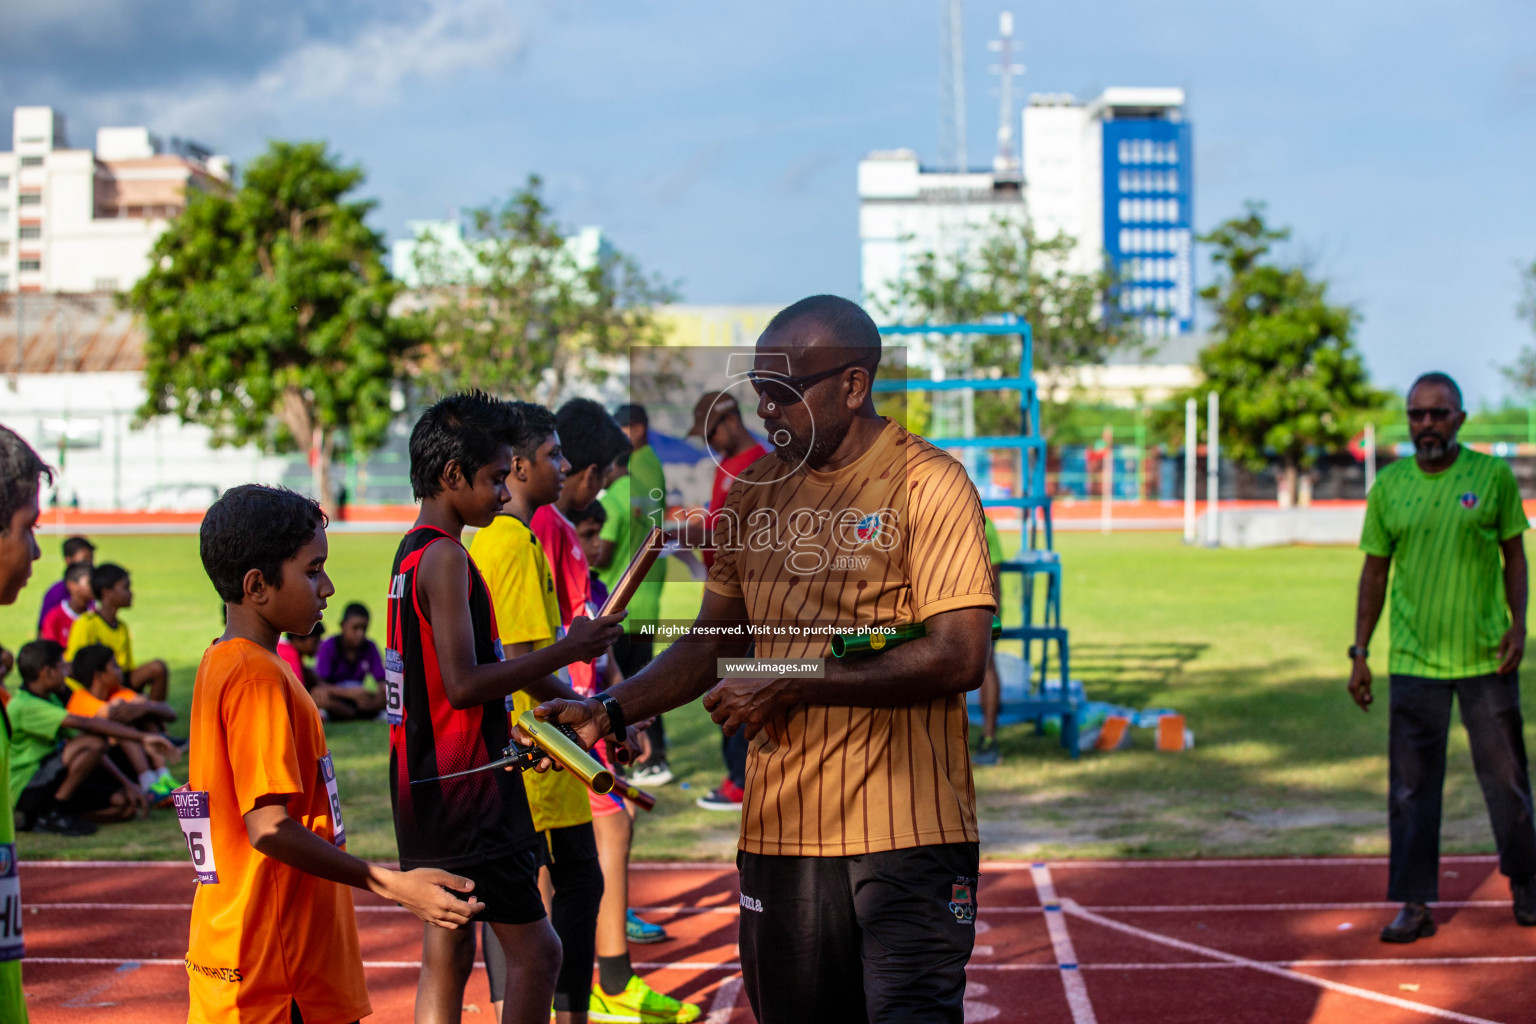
[588,977,700,1023]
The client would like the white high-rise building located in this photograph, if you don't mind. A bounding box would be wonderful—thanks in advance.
[858,87,1194,340]
[0,106,232,294]
[857,150,1025,319]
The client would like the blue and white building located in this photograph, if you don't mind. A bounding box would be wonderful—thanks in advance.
[1023,87,1193,339]
[860,87,1195,345]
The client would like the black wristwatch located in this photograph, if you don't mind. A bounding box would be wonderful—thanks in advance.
[592,691,627,741]
[1348,645,1369,659]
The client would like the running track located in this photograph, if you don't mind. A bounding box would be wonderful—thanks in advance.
[17,855,1536,1023]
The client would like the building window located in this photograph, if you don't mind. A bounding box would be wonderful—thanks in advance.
[0,208,8,227]
[93,277,118,292]
[18,193,41,206]
[19,225,40,239]
[0,176,8,190]
[0,242,8,257]
[19,156,43,168]
[0,275,8,291]
[18,259,40,271]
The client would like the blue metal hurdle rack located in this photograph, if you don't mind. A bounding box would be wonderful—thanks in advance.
[875,316,1084,757]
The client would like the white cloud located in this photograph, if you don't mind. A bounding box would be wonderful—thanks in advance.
[80,0,526,141]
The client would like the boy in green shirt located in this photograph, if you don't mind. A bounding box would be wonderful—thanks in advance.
[608,405,671,786]
[0,423,55,1023]
[10,640,178,834]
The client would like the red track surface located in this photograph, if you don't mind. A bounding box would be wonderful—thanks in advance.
[17,855,1536,1023]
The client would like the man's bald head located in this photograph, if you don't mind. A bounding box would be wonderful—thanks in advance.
[763,295,882,364]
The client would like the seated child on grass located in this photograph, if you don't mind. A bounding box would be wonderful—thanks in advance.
[277,623,322,689]
[63,563,170,701]
[40,563,92,647]
[8,640,179,836]
[66,643,178,736]
[35,535,94,633]
[310,603,387,720]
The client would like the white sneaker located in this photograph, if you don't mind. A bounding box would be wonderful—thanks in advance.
[629,762,674,787]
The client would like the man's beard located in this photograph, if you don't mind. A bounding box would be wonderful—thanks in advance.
[1414,434,1452,460]
[772,420,846,469]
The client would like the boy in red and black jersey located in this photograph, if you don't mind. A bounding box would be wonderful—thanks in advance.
[389,392,624,1024]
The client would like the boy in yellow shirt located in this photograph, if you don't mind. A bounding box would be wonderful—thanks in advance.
[471,401,698,1024]
[64,563,170,701]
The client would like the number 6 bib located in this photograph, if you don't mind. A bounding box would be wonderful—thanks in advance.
[174,788,220,884]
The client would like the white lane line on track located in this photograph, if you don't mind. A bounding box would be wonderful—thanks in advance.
[29,855,1503,871]
[1062,899,1502,1024]
[29,955,1536,975]
[705,975,743,1023]
[26,957,742,971]
[1027,855,1498,870]
[26,899,1517,916]
[1030,864,1099,1024]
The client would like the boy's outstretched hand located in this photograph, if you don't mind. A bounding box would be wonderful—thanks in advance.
[144,734,180,762]
[562,611,627,663]
[377,867,484,928]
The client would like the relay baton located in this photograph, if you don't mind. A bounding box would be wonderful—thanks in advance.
[516,711,615,795]
[597,527,664,618]
[611,777,658,812]
[830,616,1002,658]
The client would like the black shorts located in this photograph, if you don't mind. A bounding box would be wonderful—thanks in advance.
[737,842,980,1024]
[18,748,124,816]
[535,821,600,867]
[484,823,603,1010]
[451,845,546,925]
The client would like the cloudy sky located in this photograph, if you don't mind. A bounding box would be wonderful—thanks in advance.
[4,0,1534,403]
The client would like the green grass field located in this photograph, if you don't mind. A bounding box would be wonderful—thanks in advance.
[4,530,1531,862]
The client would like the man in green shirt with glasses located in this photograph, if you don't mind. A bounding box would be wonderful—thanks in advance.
[1351,371,1536,943]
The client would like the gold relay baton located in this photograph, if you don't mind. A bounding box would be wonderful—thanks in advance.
[409,712,617,796]
[597,527,665,618]
[515,710,615,795]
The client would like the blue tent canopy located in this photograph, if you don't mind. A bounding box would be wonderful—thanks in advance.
[648,431,708,465]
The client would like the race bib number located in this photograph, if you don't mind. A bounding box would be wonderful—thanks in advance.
[383,648,405,725]
[0,843,22,962]
[174,789,220,884]
[318,752,346,848]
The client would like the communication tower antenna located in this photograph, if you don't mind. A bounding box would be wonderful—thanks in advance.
[939,0,968,173]
[989,11,1024,179]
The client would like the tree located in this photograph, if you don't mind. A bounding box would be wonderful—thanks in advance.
[1168,203,1384,506]
[1499,258,1536,400]
[128,141,416,512]
[409,176,677,405]
[877,219,1139,438]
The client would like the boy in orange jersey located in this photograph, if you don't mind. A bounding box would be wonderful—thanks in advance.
[186,483,483,1024]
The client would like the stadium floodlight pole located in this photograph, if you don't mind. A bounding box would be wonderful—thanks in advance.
[1365,421,1377,494]
[1206,390,1220,548]
[1183,397,1197,544]
[1101,425,1113,534]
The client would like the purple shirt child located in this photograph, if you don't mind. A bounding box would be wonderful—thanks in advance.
[314,636,386,687]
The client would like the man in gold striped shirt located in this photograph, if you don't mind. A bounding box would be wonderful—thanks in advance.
[540,295,997,1023]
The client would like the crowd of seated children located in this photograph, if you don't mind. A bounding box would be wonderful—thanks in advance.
[8,640,180,836]
[63,563,170,702]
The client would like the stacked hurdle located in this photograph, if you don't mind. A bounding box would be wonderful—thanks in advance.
[875,317,1087,757]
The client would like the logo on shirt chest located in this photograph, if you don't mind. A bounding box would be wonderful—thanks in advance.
[1460,492,1480,510]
